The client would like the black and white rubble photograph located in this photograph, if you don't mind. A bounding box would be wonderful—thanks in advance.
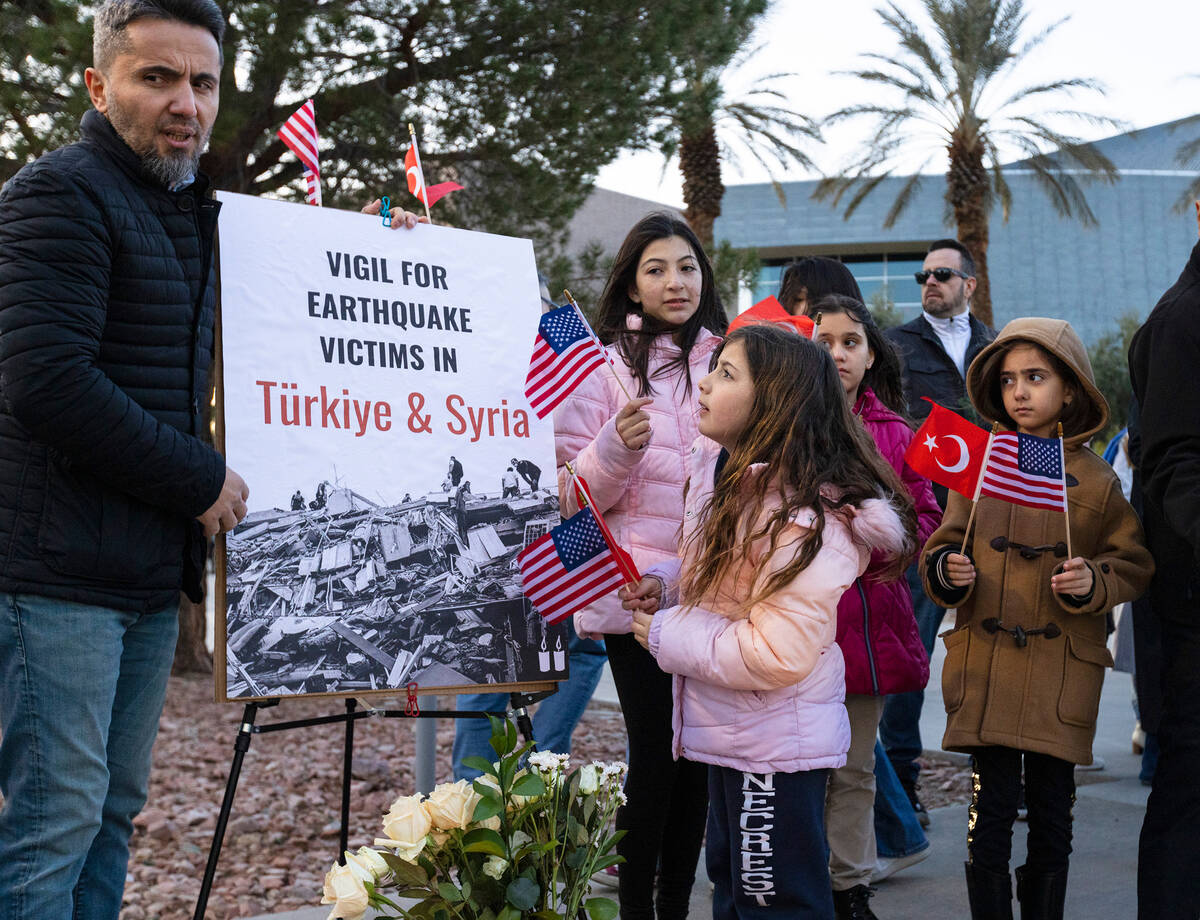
[220,455,566,700]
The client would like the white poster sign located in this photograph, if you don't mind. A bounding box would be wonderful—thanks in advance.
[215,192,565,700]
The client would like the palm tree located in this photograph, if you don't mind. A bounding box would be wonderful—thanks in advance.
[815,0,1121,326]
[655,43,822,249]
[648,27,825,251]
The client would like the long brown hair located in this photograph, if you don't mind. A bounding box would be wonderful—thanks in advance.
[592,213,727,397]
[807,294,909,419]
[680,325,917,609]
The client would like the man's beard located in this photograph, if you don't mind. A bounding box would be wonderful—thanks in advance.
[106,97,210,189]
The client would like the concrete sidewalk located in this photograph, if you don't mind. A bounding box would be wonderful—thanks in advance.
[244,622,1148,919]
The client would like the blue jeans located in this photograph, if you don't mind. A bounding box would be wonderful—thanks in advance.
[452,623,606,779]
[0,592,178,920]
[873,740,929,858]
[879,563,946,786]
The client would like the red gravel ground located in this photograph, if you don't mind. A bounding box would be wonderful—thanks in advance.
[121,674,635,920]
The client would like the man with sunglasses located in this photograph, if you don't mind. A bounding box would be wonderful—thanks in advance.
[879,238,996,828]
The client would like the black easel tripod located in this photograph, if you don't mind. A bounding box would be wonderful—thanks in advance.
[191,687,554,920]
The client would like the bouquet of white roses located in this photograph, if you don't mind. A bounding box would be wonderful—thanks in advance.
[320,716,626,920]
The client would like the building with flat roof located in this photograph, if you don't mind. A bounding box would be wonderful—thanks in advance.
[714,117,1200,343]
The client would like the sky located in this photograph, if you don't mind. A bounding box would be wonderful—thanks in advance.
[596,0,1200,207]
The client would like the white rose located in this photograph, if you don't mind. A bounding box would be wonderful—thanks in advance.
[425,779,481,829]
[482,855,509,880]
[579,764,599,795]
[345,846,388,881]
[321,861,370,920]
[378,794,432,860]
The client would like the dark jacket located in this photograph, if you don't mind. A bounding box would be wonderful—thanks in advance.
[0,109,225,612]
[836,387,941,695]
[925,318,1152,764]
[1129,240,1200,639]
[885,313,995,423]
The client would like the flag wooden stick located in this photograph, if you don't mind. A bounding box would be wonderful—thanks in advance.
[1059,422,1072,559]
[564,460,639,588]
[960,423,1000,556]
[407,123,434,224]
[562,289,634,403]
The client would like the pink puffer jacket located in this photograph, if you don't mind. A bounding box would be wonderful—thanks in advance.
[554,323,721,637]
[647,437,909,774]
[835,388,942,695]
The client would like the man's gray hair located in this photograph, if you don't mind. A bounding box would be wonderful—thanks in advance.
[93,0,225,70]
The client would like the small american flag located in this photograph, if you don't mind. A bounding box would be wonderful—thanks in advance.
[518,508,628,624]
[524,304,608,419]
[979,431,1067,512]
[278,99,322,206]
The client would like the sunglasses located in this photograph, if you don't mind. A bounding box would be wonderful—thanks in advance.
[914,267,971,285]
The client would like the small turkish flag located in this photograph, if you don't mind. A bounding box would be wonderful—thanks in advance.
[904,398,990,497]
[404,145,463,209]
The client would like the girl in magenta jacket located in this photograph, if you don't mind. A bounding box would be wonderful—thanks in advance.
[624,324,916,919]
[808,294,941,916]
[553,213,727,920]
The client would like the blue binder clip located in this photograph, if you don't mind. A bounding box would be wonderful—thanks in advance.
[381,195,392,227]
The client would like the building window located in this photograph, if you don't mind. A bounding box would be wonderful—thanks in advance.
[753,253,925,318]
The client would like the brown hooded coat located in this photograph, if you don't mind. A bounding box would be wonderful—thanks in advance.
[922,318,1153,764]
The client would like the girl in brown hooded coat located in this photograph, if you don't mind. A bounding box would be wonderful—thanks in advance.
[922,317,1152,920]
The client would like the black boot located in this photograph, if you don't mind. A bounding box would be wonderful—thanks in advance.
[832,884,879,920]
[964,861,1013,920]
[1014,864,1068,920]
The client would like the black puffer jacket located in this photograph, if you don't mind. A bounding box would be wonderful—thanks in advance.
[0,109,225,612]
[885,313,995,423]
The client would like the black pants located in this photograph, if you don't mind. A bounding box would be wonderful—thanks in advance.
[1138,616,1200,918]
[605,632,708,920]
[708,766,834,919]
[967,746,1074,876]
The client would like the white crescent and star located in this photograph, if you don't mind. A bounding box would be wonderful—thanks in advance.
[407,166,424,194]
[925,434,970,473]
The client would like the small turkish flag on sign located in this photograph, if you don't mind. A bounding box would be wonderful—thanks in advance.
[904,398,990,497]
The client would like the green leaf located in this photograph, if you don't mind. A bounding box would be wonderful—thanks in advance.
[511,772,546,797]
[472,795,503,821]
[497,907,522,920]
[381,852,429,887]
[505,876,540,911]
[463,756,496,776]
[585,896,620,920]
[437,881,464,903]
[461,827,507,856]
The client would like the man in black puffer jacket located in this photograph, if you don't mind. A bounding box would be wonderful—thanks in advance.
[0,3,248,917]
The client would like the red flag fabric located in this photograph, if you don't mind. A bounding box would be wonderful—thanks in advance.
[404,145,464,208]
[979,431,1067,512]
[903,399,990,497]
[524,304,608,419]
[278,100,322,206]
[569,471,641,584]
[727,295,815,338]
[518,507,628,624]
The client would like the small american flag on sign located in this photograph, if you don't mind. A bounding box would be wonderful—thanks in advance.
[979,431,1067,512]
[518,507,627,624]
[524,304,608,419]
[278,99,322,206]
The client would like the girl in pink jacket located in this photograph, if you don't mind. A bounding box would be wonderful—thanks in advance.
[624,324,916,919]
[554,213,727,919]
[809,294,941,917]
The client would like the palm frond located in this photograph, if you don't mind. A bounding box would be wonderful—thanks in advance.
[995,77,1104,110]
[1172,177,1200,214]
[883,167,931,228]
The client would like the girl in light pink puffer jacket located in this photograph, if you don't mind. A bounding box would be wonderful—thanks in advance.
[624,325,915,919]
[554,213,727,920]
